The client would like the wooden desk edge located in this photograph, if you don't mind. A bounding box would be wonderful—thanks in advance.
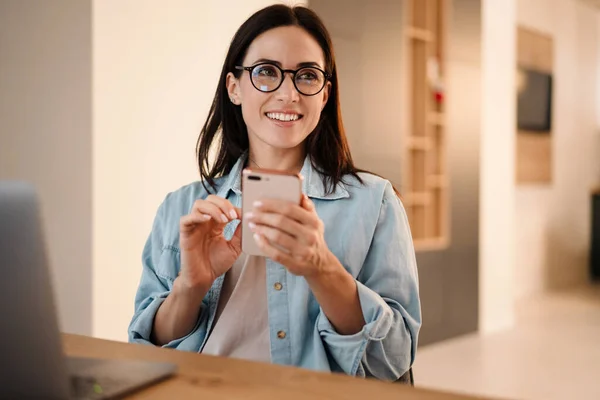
[62,333,500,400]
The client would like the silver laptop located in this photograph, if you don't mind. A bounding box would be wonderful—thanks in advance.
[0,181,177,399]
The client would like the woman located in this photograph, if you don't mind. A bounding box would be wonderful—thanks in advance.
[128,4,421,382]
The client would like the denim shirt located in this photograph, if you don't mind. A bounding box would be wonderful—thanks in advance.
[128,155,421,381]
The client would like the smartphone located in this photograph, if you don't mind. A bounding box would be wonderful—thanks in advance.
[241,168,303,256]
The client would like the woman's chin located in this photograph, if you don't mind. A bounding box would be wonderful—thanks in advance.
[257,132,307,150]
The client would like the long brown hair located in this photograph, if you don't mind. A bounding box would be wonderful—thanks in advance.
[195,4,363,194]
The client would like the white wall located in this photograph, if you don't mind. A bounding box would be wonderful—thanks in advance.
[480,0,517,333]
[515,0,600,301]
[0,0,93,335]
[308,0,364,162]
[93,0,307,341]
[598,11,600,137]
[597,12,600,183]
[310,0,404,186]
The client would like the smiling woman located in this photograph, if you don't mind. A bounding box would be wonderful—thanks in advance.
[128,4,421,384]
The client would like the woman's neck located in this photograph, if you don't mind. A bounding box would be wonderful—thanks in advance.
[247,146,306,173]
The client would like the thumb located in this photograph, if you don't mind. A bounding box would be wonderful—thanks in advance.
[301,194,314,211]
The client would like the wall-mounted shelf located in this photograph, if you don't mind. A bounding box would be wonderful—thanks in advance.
[404,192,433,207]
[428,111,445,126]
[402,0,450,250]
[405,27,435,42]
[427,174,448,188]
[407,137,434,151]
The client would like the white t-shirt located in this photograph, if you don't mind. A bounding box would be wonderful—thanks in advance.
[201,254,271,362]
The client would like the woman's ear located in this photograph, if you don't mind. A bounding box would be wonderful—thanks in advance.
[226,72,241,105]
[321,81,331,111]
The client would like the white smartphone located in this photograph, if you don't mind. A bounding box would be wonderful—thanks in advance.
[241,168,303,256]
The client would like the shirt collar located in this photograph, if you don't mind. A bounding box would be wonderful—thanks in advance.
[216,153,350,200]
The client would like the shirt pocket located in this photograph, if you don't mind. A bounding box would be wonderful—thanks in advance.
[155,245,181,284]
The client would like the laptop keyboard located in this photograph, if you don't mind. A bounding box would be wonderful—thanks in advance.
[70,375,120,400]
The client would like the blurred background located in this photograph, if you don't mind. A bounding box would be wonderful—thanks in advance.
[1,0,599,399]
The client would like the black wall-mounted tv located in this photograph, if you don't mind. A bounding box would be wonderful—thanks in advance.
[516,68,553,132]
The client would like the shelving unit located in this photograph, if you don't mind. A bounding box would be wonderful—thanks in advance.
[402,0,449,251]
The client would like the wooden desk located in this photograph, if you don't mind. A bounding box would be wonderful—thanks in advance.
[62,334,486,400]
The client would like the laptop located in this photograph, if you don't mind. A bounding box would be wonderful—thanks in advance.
[0,181,177,399]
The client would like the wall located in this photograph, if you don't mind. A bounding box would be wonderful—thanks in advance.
[313,0,482,344]
[309,0,404,186]
[480,0,517,333]
[93,0,306,341]
[515,0,600,301]
[307,0,364,167]
[0,0,93,335]
[598,12,600,184]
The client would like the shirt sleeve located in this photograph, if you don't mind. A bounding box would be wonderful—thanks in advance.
[127,196,210,351]
[316,182,422,380]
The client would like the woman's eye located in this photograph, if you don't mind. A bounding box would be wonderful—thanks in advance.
[297,69,321,82]
[299,72,317,80]
[256,66,277,77]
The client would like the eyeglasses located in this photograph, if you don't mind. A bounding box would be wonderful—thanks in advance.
[235,63,330,96]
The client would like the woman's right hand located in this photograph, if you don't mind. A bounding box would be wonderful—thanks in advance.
[178,195,242,290]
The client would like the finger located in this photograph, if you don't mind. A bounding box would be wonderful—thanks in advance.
[205,195,239,221]
[301,194,315,211]
[193,200,229,224]
[253,198,313,225]
[300,195,323,231]
[180,213,211,233]
[254,233,298,267]
[245,211,309,240]
[249,222,299,254]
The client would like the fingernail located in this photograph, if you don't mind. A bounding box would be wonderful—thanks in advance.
[220,214,228,223]
[202,214,211,221]
[253,201,263,208]
[244,212,254,220]
[229,209,237,219]
[248,221,257,230]
[253,233,261,242]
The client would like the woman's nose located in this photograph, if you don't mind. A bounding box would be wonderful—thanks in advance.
[275,74,300,102]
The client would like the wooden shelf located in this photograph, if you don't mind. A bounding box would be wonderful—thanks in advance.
[413,237,449,252]
[405,27,434,42]
[403,0,450,252]
[428,112,445,126]
[407,137,433,151]
[427,174,448,188]
[404,192,432,206]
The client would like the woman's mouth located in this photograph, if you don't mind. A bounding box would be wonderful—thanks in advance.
[265,112,303,122]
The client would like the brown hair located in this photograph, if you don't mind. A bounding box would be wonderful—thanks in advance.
[195,4,363,194]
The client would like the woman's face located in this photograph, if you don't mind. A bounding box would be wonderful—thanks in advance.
[227,26,330,152]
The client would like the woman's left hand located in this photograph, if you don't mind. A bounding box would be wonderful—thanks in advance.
[245,195,336,277]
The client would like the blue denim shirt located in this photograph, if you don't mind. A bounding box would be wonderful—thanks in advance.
[128,155,421,381]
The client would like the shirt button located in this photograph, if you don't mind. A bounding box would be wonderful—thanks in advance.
[277,330,286,339]
[273,282,283,291]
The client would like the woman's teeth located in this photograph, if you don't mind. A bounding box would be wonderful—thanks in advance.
[266,112,300,122]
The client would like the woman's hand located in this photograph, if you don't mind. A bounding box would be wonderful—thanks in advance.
[245,195,336,277]
[179,195,242,290]
[246,194,366,335]
[153,195,241,346]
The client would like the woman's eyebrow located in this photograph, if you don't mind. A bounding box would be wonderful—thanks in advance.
[251,58,323,69]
